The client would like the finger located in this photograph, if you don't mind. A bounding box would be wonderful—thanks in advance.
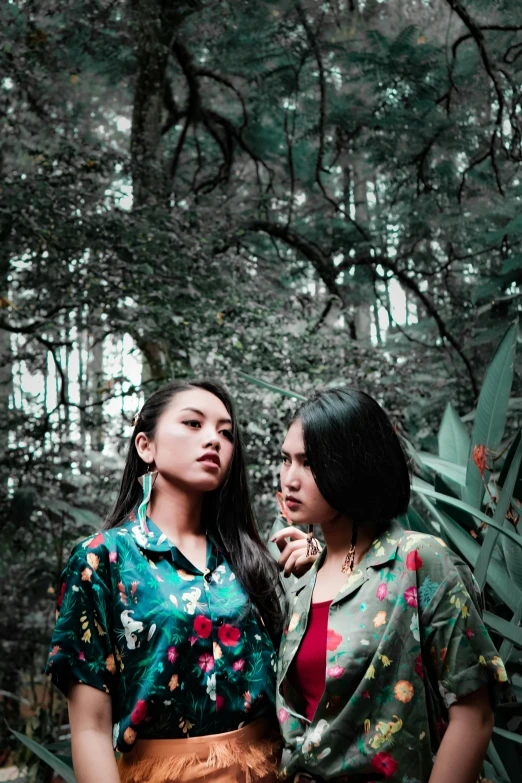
[277,538,311,568]
[278,538,308,561]
[291,554,317,578]
[282,550,301,578]
[271,526,307,549]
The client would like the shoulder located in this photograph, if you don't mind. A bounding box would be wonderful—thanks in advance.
[397,529,467,575]
[70,525,134,559]
[66,527,133,578]
[397,530,480,615]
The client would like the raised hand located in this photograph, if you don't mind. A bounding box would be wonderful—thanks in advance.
[271,526,321,578]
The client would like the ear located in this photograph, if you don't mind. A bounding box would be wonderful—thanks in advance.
[135,432,154,466]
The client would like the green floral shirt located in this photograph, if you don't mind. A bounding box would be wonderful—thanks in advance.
[276,521,510,782]
[45,515,277,752]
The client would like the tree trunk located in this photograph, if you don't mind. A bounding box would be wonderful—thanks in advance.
[129,1,190,381]
[88,333,104,452]
[352,156,373,341]
[0,222,13,491]
[129,1,189,207]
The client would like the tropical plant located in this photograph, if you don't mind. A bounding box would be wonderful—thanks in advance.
[9,725,76,783]
[409,320,522,783]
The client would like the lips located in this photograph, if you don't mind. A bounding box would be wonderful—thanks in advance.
[198,452,221,468]
[285,496,301,507]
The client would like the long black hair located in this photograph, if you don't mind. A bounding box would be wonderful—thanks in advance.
[293,388,410,531]
[105,379,284,643]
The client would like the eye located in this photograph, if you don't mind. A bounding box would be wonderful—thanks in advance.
[183,420,201,429]
[221,429,234,441]
[281,454,289,464]
[303,460,310,468]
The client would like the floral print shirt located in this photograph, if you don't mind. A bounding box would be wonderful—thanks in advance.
[45,515,277,752]
[276,521,510,782]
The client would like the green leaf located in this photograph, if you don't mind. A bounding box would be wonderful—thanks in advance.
[415,496,522,611]
[417,452,467,486]
[433,475,477,534]
[464,322,518,511]
[68,507,101,528]
[438,402,470,467]
[9,727,77,783]
[486,741,512,783]
[499,595,522,662]
[237,371,306,400]
[497,432,522,587]
[500,526,522,589]
[412,477,522,548]
[483,610,522,649]
[502,254,522,275]
[405,507,436,537]
[474,436,522,590]
[493,727,522,746]
[498,431,522,507]
[471,275,512,304]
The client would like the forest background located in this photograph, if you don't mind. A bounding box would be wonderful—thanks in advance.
[1,0,522,780]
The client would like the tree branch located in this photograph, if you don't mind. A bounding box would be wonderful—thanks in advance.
[446,0,506,196]
[244,220,479,397]
[363,255,478,396]
[452,25,522,59]
[244,220,345,305]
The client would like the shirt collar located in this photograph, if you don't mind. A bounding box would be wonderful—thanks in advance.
[362,518,403,569]
[289,518,403,596]
[123,513,223,574]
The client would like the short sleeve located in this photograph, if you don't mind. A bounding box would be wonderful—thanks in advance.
[45,536,116,698]
[420,559,510,710]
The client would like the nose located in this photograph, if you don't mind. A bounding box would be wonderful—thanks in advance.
[203,428,220,452]
[283,463,300,491]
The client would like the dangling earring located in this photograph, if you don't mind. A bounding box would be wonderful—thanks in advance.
[341,523,358,575]
[137,464,157,536]
[306,524,321,558]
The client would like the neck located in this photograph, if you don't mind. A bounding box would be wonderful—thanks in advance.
[320,515,374,567]
[147,475,205,545]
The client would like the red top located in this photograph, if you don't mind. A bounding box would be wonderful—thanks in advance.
[289,599,332,721]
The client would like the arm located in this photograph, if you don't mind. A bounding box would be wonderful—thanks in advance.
[428,686,493,783]
[68,682,120,783]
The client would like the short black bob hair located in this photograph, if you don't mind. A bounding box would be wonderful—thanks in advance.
[293,387,410,531]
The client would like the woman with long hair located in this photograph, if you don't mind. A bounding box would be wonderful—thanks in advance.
[46,380,307,783]
[272,388,510,783]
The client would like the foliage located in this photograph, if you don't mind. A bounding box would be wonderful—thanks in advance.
[410,322,522,782]
[1,0,522,779]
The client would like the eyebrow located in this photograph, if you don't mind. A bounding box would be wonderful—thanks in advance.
[179,407,233,426]
[281,449,307,458]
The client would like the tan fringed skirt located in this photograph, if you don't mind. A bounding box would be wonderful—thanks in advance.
[116,718,281,783]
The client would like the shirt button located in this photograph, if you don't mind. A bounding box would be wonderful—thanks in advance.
[204,572,212,583]
[218,618,224,626]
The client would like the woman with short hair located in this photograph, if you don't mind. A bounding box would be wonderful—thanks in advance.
[273,388,509,783]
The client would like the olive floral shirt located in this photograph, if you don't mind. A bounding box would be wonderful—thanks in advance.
[45,515,277,752]
[276,521,510,782]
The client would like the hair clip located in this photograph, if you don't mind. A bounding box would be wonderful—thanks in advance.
[132,411,141,427]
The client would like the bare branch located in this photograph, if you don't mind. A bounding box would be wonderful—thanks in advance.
[446,0,506,196]
[244,219,345,305]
